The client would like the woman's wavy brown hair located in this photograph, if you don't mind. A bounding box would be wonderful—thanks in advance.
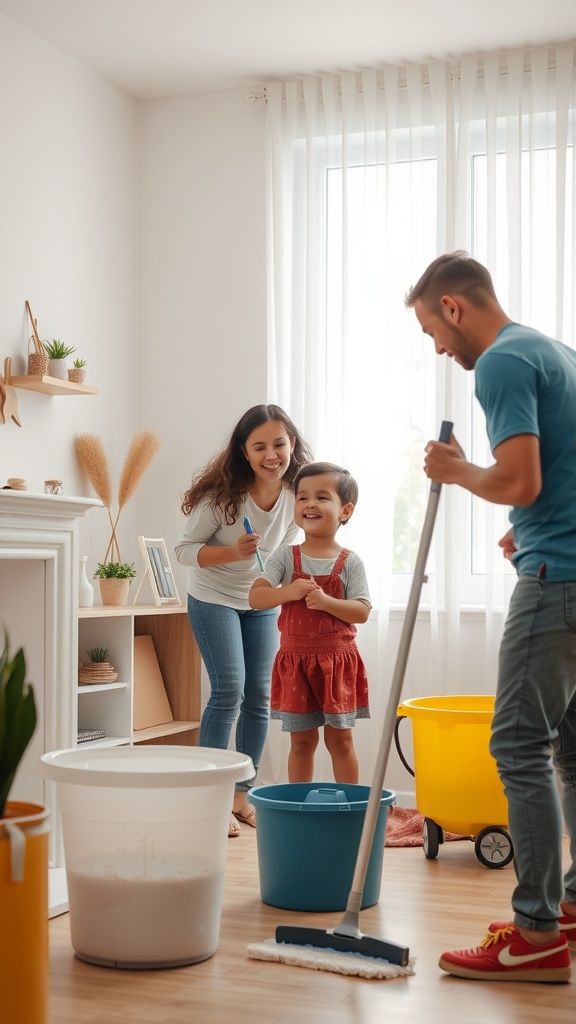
[181,404,313,523]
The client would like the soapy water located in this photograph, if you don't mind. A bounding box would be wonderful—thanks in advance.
[66,856,224,966]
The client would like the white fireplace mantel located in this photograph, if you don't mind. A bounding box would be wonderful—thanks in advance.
[0,490,102,915]
[0,489,101,520]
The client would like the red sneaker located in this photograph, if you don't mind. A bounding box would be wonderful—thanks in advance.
[439,926,571,982]
[488,916,576,952]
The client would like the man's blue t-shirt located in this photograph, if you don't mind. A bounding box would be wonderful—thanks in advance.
[475,322,576,581]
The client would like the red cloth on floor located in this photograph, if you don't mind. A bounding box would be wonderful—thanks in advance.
[385,805,467,846]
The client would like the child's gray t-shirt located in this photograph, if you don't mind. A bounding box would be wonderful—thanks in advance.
[263,545,371,605]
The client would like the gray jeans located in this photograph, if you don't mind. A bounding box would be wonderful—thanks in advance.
[490,576,576,932]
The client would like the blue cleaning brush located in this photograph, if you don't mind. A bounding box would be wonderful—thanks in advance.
[243,516,264,572]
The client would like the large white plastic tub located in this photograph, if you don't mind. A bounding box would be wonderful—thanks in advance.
[41,745,253,969]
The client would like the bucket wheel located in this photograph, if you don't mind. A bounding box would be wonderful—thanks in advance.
[423,817,444,859]
[474,826,514,868]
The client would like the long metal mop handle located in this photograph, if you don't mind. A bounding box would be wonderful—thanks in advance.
[335,419,453,931]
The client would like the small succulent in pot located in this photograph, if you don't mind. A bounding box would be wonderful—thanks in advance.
[68,356,87,384]
[0,632,37,819]
[86,646,109,663]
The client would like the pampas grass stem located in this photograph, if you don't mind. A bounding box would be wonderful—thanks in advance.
[76,430,161,564]
[75,434,121,560]
[105,431,162,562]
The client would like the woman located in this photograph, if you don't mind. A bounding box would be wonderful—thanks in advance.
[175,404,312,836]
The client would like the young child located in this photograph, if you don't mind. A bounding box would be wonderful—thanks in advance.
[249,461,371,783]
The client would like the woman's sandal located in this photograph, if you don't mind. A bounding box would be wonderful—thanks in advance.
[228,814,241,837]
[232,808,256,829]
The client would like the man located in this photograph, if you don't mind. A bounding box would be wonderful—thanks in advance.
[406,251,576,983]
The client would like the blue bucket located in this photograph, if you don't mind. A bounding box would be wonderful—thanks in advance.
[247,783,396,912]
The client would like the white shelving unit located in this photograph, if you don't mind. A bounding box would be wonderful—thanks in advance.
[77,604,201,748]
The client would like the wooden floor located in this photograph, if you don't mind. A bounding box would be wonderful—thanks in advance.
[49,828,574,1024]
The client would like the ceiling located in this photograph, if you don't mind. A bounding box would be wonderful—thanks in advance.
[0,0,575,99]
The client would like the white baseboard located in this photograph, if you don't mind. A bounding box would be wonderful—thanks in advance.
[48,867,68,918]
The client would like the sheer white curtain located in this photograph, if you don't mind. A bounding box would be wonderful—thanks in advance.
[262,48,576,787]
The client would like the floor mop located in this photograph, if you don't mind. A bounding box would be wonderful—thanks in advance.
[248,420,453,978]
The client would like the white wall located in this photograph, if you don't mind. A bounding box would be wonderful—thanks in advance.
[136,88,269,588]
[0,15,498,800]
[0,13,139,567]
[135,88,501,797]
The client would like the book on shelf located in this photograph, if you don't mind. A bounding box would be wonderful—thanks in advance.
[77,728,106,743]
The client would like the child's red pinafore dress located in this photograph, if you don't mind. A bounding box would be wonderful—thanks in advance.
[270,545,370,732]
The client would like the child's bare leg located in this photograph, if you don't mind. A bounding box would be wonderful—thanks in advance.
[324,725,358,783]
[288,728,319,782]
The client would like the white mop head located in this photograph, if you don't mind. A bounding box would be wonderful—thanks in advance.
[247,938,416,979]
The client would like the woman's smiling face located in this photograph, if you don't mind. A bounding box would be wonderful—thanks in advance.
[242,419,295,483]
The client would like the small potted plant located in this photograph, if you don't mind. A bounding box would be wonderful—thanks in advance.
[78,646,118,685]
[68,357,87,385]
[93,562,137,607]
[0,632,49,1023]
[43,338,76,381]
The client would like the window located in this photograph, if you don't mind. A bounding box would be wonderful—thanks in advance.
[268,59,576,608]
[322,137,574,600]
[471,142,574,573]
[325,156,438,596]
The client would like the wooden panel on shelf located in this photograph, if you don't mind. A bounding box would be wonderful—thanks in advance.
[11,374,98,396]
[134,609,200,733]
[133,634,174,730]
[132,721,200,744]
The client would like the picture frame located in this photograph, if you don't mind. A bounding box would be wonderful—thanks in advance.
[136,537,180,606]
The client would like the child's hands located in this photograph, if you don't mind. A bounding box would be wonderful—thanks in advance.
[289,577,318,601]
[304,586,328,610]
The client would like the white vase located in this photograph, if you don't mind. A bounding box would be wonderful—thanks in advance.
[48,358,68,380]
[78,556,94,607]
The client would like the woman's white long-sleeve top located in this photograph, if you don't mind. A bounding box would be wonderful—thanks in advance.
[174,487,298,610]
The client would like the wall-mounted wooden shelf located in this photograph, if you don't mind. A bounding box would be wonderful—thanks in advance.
[10,374,98,396]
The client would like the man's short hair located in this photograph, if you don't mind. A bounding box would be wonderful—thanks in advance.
[405,251,497,312]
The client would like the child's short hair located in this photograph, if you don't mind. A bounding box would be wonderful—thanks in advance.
[293,461,359,515]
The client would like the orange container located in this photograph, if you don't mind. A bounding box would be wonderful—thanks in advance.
[397,695,508,836]
[0,801,50,1024]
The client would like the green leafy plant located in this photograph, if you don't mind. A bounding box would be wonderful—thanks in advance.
[93,562,136,580]
[72,357,87,369]
[0,633,37,819]
[43,338,76,360]
[86,646,109,663]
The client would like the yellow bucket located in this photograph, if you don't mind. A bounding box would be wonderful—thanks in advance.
[0,801,50,1024]
[396,695,508,836]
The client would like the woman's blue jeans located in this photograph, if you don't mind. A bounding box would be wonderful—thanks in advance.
[187,595,279,792]
[490,576,576,932]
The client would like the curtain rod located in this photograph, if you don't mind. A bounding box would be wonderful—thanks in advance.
[263,45,572,99]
